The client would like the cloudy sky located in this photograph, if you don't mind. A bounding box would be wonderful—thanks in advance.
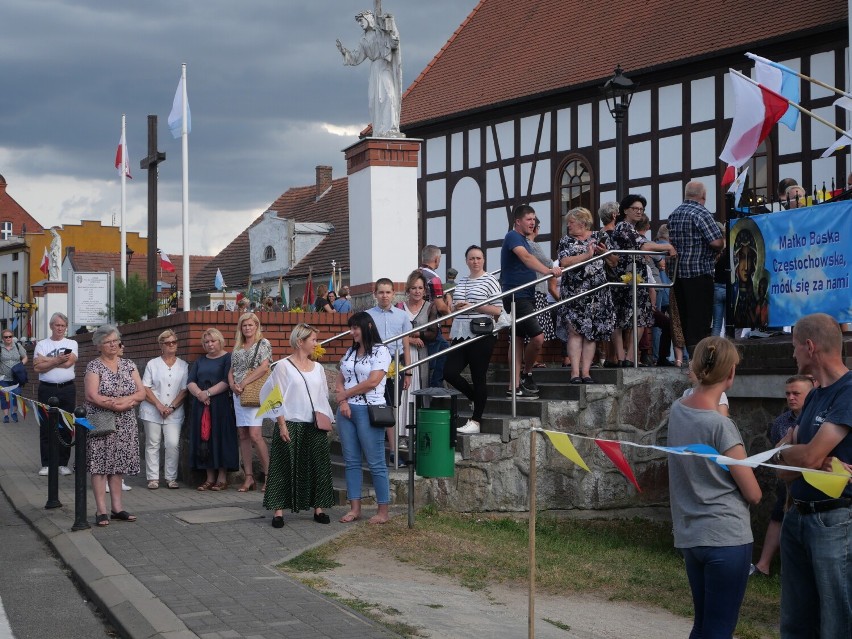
[0,0,478,257]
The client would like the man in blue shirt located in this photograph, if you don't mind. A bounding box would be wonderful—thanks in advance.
[774,313,852,637]
[367,278,412,466]
[333,285,352,312]
[500,204,561,397]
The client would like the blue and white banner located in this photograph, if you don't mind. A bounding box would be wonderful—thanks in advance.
[730,200,852,327]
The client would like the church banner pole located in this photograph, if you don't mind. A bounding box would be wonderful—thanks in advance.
[528,427,537,639]
[180,63,191,311]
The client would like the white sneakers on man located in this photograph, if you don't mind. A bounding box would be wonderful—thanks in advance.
[58,466,72,476]
[38,466,49,476]
[458,420,481,435]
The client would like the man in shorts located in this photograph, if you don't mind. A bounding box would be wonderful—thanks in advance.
[500,204,562,397]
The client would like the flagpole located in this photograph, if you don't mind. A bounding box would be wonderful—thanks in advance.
[180,63,190,311]
[120,114,128,283]
[730,69,845,135]
[528,428,537,639]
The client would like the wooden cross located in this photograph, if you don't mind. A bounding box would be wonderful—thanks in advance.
[139,115,166,303]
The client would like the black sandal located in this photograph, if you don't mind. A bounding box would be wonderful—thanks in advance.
[95,513,110,527]
[110,510,136,522]
[569,377,584,384]
[313,512,331,525]
[271,515,285,528]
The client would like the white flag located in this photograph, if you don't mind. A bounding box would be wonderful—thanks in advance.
[168,74,191,139]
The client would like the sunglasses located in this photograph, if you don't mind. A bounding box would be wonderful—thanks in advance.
[162,340,178,346]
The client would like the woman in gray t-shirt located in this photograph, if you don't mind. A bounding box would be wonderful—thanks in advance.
[667,336,761,638]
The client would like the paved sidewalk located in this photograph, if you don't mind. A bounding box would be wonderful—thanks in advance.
[0,415,395,639]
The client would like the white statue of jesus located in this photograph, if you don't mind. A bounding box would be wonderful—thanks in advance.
[336,1,403,138]
[48,228,62,282]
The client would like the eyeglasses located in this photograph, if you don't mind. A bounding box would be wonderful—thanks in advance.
[2,335,12,339]
[627,206,645,213]
[102,339,121,346]
[162,340,178,346]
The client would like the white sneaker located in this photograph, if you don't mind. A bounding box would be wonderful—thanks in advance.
[457,420,481,435]
[58,466,72,476]
[38,466,49,476]
[105,480,131,493]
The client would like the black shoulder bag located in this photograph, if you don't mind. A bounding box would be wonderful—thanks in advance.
[352,354,395,428]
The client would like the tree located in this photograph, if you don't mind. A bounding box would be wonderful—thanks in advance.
[108,274,159,324]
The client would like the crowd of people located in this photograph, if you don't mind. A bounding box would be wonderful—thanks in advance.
[24,190,850,634]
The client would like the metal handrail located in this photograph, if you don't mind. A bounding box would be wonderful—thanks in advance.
[274,248,677,447]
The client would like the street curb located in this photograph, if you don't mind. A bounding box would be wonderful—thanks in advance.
[0,472,197,639]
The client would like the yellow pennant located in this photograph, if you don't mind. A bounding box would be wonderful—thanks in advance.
[256,383,284,419]
[544,431,590,472]
[802,458,852,499]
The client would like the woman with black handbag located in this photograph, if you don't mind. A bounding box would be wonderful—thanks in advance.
[263,323,334,528]
[443,245,504,435]
[335,312,392,524]
[228,312,272,492]
[84,325,147,526]
[0,330,27,422]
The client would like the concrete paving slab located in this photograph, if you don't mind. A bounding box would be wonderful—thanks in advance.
[173,507,263,524]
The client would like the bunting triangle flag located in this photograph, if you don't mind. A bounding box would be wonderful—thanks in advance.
[16,394,27,419]
[802,458,851,498]
[256,378,285,420]
[544,431,590,472]
[594,439,641,492]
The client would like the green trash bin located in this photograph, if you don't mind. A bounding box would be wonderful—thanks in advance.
[415,408,455,478]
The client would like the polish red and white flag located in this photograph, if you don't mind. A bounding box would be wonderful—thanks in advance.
[39,246,50,275]
[158,250,176,272]
[720,71,788,186]
[115,130,132,179]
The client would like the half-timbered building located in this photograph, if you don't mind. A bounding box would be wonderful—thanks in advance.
[400,0,849,271]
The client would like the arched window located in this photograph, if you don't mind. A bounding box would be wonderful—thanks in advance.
[554,155,594,237]
[263,246,276,262]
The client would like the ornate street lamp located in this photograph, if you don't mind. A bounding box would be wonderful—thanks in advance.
[125,244,134,267]
[601,65,637,200]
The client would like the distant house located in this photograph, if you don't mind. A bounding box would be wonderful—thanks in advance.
[194,166,350,309]
[400,0,848,270]
[0,174,45,335]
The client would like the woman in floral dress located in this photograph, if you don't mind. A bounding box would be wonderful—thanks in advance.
[85,324,147,526]
[555,207,616,383]
[610,194,675,366]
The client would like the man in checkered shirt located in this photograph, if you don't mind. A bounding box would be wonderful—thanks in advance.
[668,181,724,353]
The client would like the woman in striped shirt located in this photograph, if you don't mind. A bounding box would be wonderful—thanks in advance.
[443,245,504,435]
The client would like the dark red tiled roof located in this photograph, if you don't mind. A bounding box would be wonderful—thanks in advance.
[0,174,45,235]
[68,251,213,289]
[401,0,846,128]
[193,177,349,291]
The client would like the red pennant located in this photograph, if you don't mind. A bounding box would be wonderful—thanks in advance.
[594,439,641,492]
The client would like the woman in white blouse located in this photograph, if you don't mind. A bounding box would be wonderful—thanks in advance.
[139,329,188,489]
[335,312,392,524]
[443,245,504,435]
[263,324,334,528]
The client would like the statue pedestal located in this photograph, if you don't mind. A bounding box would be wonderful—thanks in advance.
[344,137,421,299]
[31,281,69,341]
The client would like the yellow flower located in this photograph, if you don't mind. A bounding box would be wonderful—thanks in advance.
[387,360,396,378]
[621,273,644,284]
[311,344,326,361]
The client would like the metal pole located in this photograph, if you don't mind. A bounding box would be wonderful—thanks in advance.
[528,428,537,639]
[393,348,400,469]
[631,258,639,367]
[71,407,90,531]
[407,400,415,529]
[44,397,61,509]
[510,293,517,418]
[615,107,626,200]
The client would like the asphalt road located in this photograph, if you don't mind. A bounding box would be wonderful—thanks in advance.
[0,491,114,639]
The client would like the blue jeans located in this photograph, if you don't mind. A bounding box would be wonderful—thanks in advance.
[780,505,852,638]
[712,283,726,336]
[426,333,449,388]
[682,543,752,639]
[335,404,389,505]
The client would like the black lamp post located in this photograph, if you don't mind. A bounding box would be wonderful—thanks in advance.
[125,244,134,267]
[602,65,637,201]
